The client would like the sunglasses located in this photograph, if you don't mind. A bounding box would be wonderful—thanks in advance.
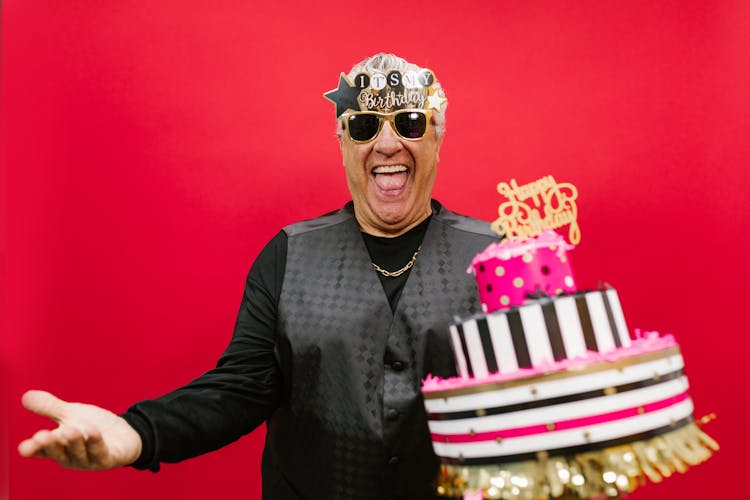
[342,109,432,143]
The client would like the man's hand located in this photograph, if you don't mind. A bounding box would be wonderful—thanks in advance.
[17,390,143,470]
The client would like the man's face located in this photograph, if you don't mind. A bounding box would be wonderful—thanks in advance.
[339,114,442,237]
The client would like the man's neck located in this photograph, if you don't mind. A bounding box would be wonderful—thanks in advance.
[356,206,433,238]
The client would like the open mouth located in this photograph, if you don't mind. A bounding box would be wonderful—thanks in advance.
[372,165,409,194]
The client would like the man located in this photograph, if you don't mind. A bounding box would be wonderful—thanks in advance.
[19,53,498,499]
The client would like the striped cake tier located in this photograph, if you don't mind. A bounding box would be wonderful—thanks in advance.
[450,288,630,380]
[426,339,690,463]
[422,335,719,498]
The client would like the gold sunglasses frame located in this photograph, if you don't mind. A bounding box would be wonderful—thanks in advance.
[341,109,433,144]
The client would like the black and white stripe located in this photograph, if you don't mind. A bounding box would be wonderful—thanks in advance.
[452,289,631,379]
[427,367,685,421]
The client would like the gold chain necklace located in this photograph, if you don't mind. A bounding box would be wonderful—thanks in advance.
[371,246,421,278]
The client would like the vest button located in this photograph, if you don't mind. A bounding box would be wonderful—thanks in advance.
[391,361,405,371]
[388,455,399,465]
[386,408,400,421]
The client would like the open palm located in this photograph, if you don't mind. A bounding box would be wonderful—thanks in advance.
[17,390,142,470]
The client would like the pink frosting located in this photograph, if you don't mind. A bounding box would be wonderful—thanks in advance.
[469,230,574,268]
[468,230,577,312]
[422,330,677,392]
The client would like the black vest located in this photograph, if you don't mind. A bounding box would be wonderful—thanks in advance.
[263,201,498,499]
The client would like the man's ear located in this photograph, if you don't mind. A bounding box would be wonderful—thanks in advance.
[336,119,345,152]
[337,133,347,168]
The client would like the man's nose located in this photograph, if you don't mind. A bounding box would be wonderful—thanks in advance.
[373,121,403,156]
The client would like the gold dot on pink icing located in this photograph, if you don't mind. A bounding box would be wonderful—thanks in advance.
[564,276,574,287]
[522,253,533,263]
[546,423,555,431]
[560,256,567,263]
[495,266,505,276]
[500,295,510,305]
[513,277,524,288]
[555,288,563,295]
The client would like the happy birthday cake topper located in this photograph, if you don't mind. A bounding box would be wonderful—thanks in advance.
[490,174,581,244]
[324,69,446,118]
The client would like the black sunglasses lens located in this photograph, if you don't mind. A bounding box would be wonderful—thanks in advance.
[347,114,380,141]
[394,111,427,139]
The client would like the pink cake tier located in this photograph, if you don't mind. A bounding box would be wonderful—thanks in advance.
[422,332,718,499]
[469,230,576,313]
[450,288,630,380]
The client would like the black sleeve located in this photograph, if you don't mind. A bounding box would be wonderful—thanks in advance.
[122,231,288,471]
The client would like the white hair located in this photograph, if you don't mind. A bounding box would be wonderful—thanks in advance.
[336,52,447,138]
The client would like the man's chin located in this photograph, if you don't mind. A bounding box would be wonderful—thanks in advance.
[371,204,409,227]
[354,197,426,235]
[370,205,431,236]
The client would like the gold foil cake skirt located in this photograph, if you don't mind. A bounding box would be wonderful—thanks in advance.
[436,422,718,499]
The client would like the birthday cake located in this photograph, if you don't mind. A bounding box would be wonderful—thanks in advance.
[422,230,718,499]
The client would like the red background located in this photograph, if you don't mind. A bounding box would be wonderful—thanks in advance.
[3,1,748,498]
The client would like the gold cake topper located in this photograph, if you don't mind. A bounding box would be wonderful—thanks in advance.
[490,174,581,244]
